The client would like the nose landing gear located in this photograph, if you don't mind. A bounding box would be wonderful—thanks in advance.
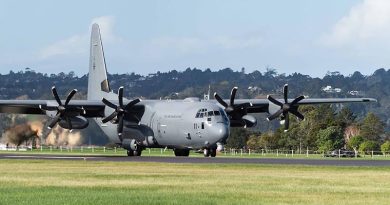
[203,147,217,157]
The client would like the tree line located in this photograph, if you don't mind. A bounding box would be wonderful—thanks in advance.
[227,105,390,154]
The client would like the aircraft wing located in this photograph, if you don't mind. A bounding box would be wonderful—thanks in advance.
[0,100,105,117]
[232,97,377,113]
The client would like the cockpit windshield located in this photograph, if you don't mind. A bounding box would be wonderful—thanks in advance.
[195,108,221,118]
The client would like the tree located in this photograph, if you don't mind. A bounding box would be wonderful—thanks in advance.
[360,112,384,142]
[347,135,364,153]
[381,141,390,155]
[335,107,356,129]
[226,128,249,149]
[316,126,344,152]
[246,134,261,150]
[359,141,378,155]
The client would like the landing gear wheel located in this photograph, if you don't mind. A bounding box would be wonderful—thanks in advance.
[210,148,217,157]
[127,150,134,156]
[203,149,210,157]
[133,149,142,156]
[126,147,143,157]
[174,149,190,157]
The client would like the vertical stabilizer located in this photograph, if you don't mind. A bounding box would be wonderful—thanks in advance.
[87,23,111,100]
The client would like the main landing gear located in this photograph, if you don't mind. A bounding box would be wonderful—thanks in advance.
[203,148,217,157]
[127,147,143,156]
[174,149,190,157]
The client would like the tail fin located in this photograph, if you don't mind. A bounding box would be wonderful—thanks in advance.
[87,23,111,100]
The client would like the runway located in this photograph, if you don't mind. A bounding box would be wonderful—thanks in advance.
[1,153,390,166]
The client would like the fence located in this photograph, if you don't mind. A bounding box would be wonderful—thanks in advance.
[1,145,389,158]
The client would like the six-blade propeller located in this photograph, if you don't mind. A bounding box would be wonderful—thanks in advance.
[101,86,141,139]
[214,87,253,127]
[44,86,83,131]
[267,84,305,131]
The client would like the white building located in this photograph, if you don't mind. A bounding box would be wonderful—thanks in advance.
[322,86,342,93]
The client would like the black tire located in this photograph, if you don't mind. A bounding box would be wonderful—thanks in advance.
[210,148,217,157]
[203,149,210,157]
[127,150,134,156]
[174,149,190,157]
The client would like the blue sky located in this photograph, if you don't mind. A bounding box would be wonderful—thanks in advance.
[1,0,389,77]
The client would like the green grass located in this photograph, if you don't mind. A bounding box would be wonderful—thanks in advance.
[1,147,390,160]
[0,160,389,205]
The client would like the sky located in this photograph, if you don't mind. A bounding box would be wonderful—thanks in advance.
[1,0,390,77]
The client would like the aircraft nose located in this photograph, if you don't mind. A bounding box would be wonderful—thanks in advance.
[215,123,229,142]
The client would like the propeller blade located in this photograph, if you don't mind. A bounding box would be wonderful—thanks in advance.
[230,87,238,106]
[214,93,228,108]
[51,86,62,106]
[290,95,305,105]
[64,89,77,106]
[283,84,288,103]
[102,98,118,109]
[48,114,61,129]
[117,114,124,136]
[125,99,141,110]
[118,87,124,107]
[102,111,118,123]
[267,95,283,107]
[290,109,304,120]
[267,109,284,121]
[284,113,290,131]
[66,116,72,131]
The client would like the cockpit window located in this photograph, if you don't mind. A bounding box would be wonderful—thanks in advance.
[195,108,222,118]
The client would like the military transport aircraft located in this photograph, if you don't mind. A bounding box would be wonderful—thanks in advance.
[0,24,376,157]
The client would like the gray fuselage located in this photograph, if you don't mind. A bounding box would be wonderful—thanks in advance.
[95,98,230,150]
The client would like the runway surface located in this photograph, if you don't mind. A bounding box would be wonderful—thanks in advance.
[1,153,390,166]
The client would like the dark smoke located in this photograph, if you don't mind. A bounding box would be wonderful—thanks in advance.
[2,124,39,147]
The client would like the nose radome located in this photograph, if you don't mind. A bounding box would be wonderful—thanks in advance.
[216,124,229,142]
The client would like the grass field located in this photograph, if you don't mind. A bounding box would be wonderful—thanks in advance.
[1,147,390,160]
[0,159,389,205]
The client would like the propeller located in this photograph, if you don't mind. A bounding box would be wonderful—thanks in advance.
[101,86,141,138]
[44,86,83,131]
[267,84,305,131]
[214,87,253,127]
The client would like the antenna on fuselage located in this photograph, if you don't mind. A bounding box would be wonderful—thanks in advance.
[204,85,211,100]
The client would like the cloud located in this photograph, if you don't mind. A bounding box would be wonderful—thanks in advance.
[39,16,119,59]
[91,16,120,42]
[39,34,87,59]
[321,0,390,47]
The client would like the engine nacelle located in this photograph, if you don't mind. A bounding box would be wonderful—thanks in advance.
[242,115,257,127]
[58,116,89,129]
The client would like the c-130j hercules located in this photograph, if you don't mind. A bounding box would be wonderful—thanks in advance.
[0,24,376,157]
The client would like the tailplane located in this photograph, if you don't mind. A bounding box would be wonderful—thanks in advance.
[87,23,111,100]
